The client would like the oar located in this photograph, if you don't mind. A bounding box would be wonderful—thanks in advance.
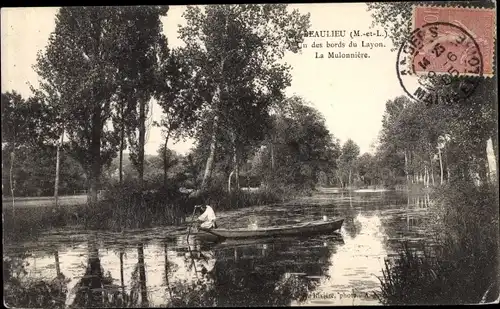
[186,205,200,241]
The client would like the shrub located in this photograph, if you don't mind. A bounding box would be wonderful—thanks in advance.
[3,206,78,244]
[81,180,190,231]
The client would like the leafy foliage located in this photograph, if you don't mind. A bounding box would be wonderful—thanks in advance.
[177,4,311,189]
[252,96,341,191]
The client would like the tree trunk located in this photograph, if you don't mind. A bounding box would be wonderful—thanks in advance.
[487,138,496,183]
[89,106,102,205]
[138,98,146,190]
[409,151,413,183]
[200,33,226,192]
[270,140,275,171]
[228,170,234,193]
[491,92,499,179]
[137,244,148,306]
[232,132,240,191]
[54,128,64,207]
[438,148,444,185]
[163,132,171,187]
[424,165,429,188]
[119,106,125,185]
[404,150,410,185]
[430,152,435,186]
[348,169,352,188]
[54,250,61,277]
[10,147,15,216]
[200,113,219,191]
[492,134,499,179]
[337,173,344,189]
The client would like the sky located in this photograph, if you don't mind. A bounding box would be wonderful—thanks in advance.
[1,4,406,156]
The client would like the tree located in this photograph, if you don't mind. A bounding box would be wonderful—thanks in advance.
[252,96,340,191]
[154,47,204,186]
[178,4,311,194]
[2,142,86,197]
[1,92,59,207]
[357,153,375,186]
[34,7,126,203]
[156,143,180,183]
[338,139,360,188]
[114,6,170,191]
[34,7,170,203]
[367,1,498,186]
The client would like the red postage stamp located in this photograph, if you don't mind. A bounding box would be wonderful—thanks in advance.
[412,5,496,77]
[396,5,495,105]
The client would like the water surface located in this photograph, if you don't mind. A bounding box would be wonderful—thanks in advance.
[4,190,432,307]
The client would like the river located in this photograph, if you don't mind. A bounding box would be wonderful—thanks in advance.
[3,189,433,307]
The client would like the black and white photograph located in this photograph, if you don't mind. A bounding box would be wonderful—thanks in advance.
[2,2,498,307]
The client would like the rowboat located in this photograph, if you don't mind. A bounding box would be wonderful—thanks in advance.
[197,218,344,240]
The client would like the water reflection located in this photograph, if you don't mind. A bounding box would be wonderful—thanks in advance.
[4,191,433,307]
[205,235,339,306]
[70,240,119,307]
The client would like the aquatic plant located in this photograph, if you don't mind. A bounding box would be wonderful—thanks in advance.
[376,181,499,305]
[3,179,299,243]
[3,205,81,243]
[3,255,70,309]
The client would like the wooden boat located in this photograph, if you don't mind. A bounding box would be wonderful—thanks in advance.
[198,218,344,240]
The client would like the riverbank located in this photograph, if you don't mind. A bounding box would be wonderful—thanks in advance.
[2,195,88,208]
[376,181,499,304]
[2,184,307,244]
[3,190,414,307]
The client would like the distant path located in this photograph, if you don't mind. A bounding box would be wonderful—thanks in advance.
[2,195,88,209]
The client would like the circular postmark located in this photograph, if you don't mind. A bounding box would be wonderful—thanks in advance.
[396,22,484,106]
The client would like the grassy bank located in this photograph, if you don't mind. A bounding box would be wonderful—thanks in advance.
[3,182,304,244]
[376,181,499,304]
[3,205,83,243]
[2,195,89,208]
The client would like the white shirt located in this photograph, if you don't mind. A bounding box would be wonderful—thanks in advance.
[198,206,216,228]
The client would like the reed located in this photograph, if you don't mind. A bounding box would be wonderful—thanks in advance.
[3,255,70,309]
[3,205,82,243]
[376,181,499,305]
[3,181,296,242]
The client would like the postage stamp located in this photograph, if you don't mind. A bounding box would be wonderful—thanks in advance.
[396,5,495,105]
[412,5,496,76]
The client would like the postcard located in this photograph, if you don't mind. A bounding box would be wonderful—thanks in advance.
[2,2,498,307]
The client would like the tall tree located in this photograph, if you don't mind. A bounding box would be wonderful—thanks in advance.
[178,4,310,194]
[367,1,497,185]
[339,139,360,188]
[252,96,340,191]
[34,7,126,204]
[114,6,170,191]
[29,85,67,206]
[155,47,204,187]
[34,7,170,203]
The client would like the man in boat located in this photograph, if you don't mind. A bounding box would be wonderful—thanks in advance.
[197,205,218,229]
